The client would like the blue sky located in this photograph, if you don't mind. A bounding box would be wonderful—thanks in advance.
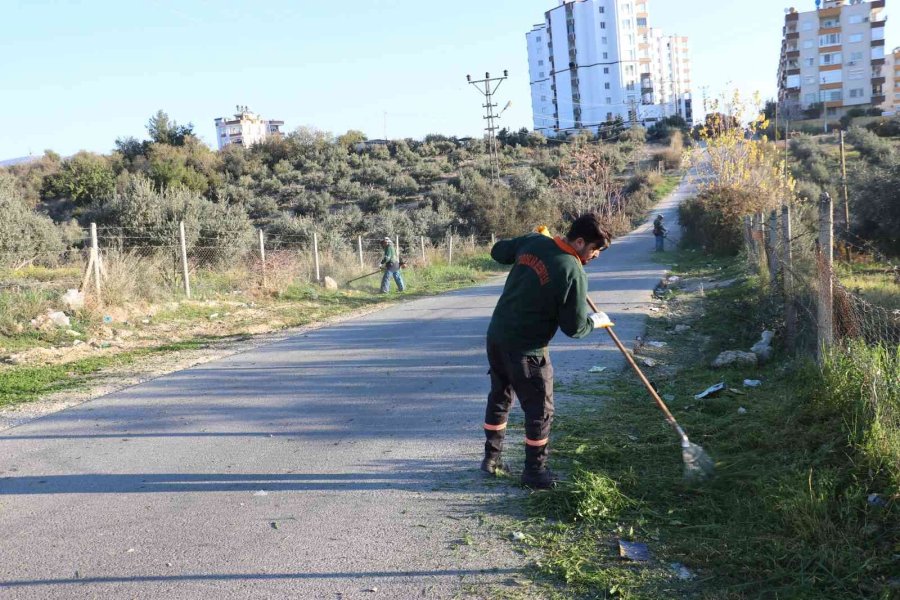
[1,0,895,159]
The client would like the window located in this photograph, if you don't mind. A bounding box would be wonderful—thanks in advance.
[820,52,842,66]
[827,107,838,116]
[820,18,839,28]
[626,82,635,90]
[605,82,611,89]
[848,15,863,24]
[850,51,864,62]
[804,75,815,84]
[805,93,817,104]
[538,60,544,66]
[819,33,840,46]
[536,36,542,43]
[541,95,547,101]
[599,6,605,13]
[607,112,614,121]
[849,88,865,98]
[802,22,813,31]
[805,57,815,66]
[848,33,863,43]
[849,69,865,80]
[539,72,545,78]
[606,97,612,104]
[603,52,608,59]
[819,89,842,101]
[601,36,607,44]
[803,40,814,49]
[603,67,609,74]
[622,19,632,29]
[637,17,647,27]
[600,21,606,29]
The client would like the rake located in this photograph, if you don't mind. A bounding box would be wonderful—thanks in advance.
[587,296,715,482]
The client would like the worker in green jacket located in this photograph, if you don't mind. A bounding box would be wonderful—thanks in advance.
[379,237,405,293]
[482,214,613,489]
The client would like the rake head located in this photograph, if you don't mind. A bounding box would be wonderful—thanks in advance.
[682,440,715,483]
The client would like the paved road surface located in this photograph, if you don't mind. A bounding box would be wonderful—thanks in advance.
[0,178,690,599]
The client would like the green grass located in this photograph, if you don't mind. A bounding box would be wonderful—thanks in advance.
[836,261,900,311]
[512,251,899,599]
[652,174,682,200]
[0,340,212,408]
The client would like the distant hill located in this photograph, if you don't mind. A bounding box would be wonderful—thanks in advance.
[0,155,41,168]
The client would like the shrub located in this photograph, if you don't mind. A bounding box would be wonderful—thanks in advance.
[0,174,66,267]
[679,186,760,255]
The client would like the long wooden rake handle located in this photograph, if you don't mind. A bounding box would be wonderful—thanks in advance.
[587,296,687,441]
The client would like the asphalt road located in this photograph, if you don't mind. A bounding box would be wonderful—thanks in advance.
[0,177,691,599]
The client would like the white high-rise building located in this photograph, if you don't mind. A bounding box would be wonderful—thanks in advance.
[777,0,887,120]
[526,0,692,137]
[214,106,284,151]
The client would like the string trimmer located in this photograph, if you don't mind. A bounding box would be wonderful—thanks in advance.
[587,296,715,482]
[346,270,382,284]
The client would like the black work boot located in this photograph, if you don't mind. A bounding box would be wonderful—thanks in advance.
[521,444,556,489]
[482,430,509,476]
[521,467,558,490]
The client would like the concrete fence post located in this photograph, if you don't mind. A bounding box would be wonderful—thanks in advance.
[313,231,321,282]
[782,205,796,350]
[90,222,102,300]
[258,229,266,288]
[448,234,453,265]
[358,235,364,268]
[179,220,191,299]
[767,209,779,288]
[817,193,834,357]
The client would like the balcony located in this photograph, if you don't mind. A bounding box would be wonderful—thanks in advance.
[871,19,887,28]
[871,0,885,8]
[872,95,886,104]
[871,39,885,47]
[872,76,886,86]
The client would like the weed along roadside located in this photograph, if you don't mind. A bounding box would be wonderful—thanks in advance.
[0,255,504,412]
[503,249,899,599]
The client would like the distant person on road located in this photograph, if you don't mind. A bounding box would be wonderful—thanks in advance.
[380,237,405,294]
[482,214,613,489]
[653,214,667,252]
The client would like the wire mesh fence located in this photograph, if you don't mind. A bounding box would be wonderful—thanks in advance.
[743,194,900,357]
[0,223,499,308]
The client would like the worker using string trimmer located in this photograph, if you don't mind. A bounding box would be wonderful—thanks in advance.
[482,214,613,489]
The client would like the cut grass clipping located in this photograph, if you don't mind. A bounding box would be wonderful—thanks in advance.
[517,252,899,599]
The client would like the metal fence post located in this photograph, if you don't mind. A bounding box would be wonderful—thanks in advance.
[313,231,321,282]
[448,234,453,265]
[358,235,364,268]
[818,193,834,356]
[179,220,191,299]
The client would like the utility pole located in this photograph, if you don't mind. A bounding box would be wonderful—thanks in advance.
[467,70,508,184]
[839,129,851,260]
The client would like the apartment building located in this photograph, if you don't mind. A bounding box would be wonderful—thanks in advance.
[882,46,900,114]
[214,106,284,151]
[526,0,691,137]
[777,0,888,120]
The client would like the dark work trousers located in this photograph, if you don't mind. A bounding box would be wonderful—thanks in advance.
[484,339,554,473]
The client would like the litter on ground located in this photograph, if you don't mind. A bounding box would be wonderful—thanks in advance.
[618,540,652,562]
[694,382,726,400]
